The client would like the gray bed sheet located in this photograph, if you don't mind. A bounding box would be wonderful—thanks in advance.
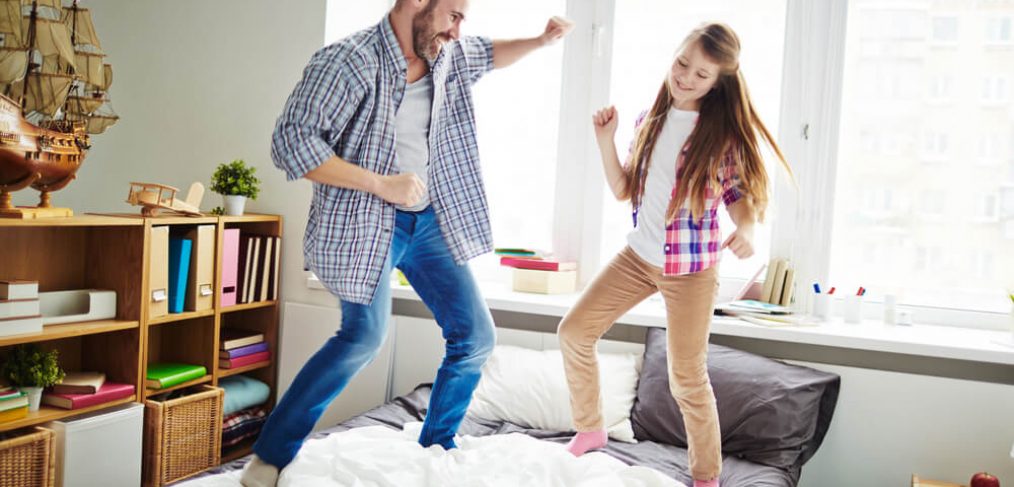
[190,385,799,487]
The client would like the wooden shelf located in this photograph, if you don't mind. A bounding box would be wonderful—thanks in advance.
[0,320,139,347]
[220,301,277,314]
[217,361,271,378]
[144,374,213,398]
[87,212,220,225]
[221,438,256,463]
[0,395,137,433]
[148,308,215,326]
[0,215,143,227]
[219,213,280,223]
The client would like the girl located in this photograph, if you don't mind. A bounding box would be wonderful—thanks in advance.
[558,23,791,487]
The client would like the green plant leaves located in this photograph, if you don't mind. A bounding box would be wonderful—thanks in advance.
[211,159,261,199]
[1,344,65,388]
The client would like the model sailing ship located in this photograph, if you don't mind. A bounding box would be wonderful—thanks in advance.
[0,0,117,218]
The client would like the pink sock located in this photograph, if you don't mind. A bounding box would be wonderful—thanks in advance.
[565,430,608,456]
[692,479,719,487]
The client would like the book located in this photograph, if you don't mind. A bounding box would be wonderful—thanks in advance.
[219,341,269,359]
[500,257,576,272]
[0,404,27,423]
[146,363,207,390]
[759,258,779,303]
[0,314,42,337]
[41,382,135,410]
[237,234,254,304]
[0,387,24,401]
[768,260,788,304]
[0,279,38,300]
[219,351,270,369]
[494,248,540,257]
[725,299,793,315]
[0,298,39,319]
[50,371,106,395]
[259,236,273,302]
[220,329,264,350]
[168,237,193,314]
[779,267,796,306]
[0,393,28,412]
[246,237,262,303]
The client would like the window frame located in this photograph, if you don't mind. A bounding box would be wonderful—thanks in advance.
[554,0,1008,330]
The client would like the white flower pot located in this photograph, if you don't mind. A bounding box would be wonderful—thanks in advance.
[223,195,247,216]
[20,386,43,412]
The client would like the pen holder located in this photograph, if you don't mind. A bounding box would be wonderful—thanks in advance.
[844,294,863,324]
[812,294,832,321]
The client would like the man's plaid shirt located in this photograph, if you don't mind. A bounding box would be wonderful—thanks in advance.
[272,17,495,304]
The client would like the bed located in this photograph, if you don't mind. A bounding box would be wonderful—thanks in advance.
[183,327,840,486]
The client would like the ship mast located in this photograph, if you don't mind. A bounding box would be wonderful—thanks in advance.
[19,0,39,116]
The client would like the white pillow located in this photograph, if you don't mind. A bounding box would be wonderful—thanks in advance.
[467,344,642,442]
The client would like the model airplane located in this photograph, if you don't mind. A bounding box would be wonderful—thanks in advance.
[126,181,204,217]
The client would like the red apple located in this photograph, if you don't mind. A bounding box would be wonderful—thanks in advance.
[971,472,1000,487]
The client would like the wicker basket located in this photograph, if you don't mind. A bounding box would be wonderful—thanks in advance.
[0,427,55,487]
[143,385,223,487]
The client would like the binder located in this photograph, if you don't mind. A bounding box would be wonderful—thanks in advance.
[237,235,253,304]
[270,236,281,300]
[246,237,262,303]
[185,225,215,312]
[168,237,192,314]
[221,228,240,307]
[259,236,273,302]
[148,226,169,319]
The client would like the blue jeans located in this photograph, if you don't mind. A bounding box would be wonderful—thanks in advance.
[253,207,496,469]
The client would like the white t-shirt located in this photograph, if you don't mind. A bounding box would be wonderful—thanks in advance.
[626,107,697,268]
[394,73,433,211]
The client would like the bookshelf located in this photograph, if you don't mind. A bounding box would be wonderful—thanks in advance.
[0,213,281,468]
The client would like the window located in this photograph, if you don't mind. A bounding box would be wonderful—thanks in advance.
[829,0,1014,314]
[981,76,1009,104]
[930,16,958,44]
[465,0,567,278]
[985,16,1012,44]
[598,0,787,280]
[927,74,952,102]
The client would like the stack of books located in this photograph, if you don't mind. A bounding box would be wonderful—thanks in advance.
[146,363,208,390]
[41,371,135,410]
[219,329,269,369]
[499,252,577,295]
[0,280,42,337]
[759,258,795,306]
[0,387,28,422]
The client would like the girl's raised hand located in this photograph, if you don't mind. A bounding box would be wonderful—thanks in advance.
[592,106,618,141]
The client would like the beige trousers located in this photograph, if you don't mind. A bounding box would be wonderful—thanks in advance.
[558,246,721,481]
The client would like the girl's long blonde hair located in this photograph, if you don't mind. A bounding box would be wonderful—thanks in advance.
[620,23,792,223]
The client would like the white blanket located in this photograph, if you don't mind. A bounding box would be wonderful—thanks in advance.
[183,423,684,487]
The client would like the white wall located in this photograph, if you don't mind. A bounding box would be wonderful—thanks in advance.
[14,0,338,309]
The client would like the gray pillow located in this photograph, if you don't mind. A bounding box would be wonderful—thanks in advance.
[630,327,840,470]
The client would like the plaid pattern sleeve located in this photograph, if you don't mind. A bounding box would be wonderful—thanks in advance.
[457,36,495,85]
[271,44,366,182]
[719,147,744,206]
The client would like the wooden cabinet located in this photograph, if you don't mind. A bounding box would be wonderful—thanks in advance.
[0,213,281,465]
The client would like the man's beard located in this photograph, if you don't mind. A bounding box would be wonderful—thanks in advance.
[411,7,444,61]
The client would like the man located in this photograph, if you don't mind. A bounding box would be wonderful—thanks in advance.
[241,1,573,485]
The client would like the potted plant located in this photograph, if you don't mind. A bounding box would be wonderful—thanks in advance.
[210,159,260,216]
[2,344,65,411]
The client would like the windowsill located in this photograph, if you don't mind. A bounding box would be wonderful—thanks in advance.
[389,282,1014,367]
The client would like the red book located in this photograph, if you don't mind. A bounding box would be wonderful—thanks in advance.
[500,257,577,272]
[219,351,270,369]
[41,382,135,410]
